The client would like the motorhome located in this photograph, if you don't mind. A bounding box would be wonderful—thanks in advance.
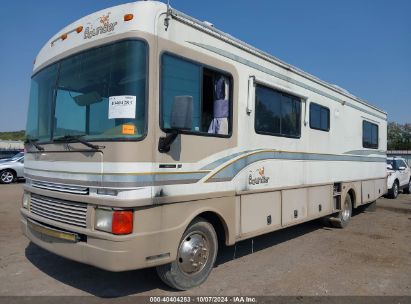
[21,0,387,290]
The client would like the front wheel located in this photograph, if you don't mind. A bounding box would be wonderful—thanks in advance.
[0,170,16,184]
[389,181,399,199]
[156,218,218,290]
[403,179,411,194]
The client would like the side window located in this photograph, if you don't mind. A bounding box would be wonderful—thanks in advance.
[362,121,379,149]
[161,54,232,136]
[310,102,330,131]
[400,160,407,169]
[255,84,301,138]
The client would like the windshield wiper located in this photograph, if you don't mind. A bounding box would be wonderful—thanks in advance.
[53,135,105,150]
[25,138,45,151]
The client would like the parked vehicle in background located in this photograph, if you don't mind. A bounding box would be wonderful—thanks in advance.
[0,150,23,160]
[0,152,24,184]
[387,157,411,198]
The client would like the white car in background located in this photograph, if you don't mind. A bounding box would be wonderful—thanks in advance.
[386,157,411,199]
[0,152,25,184]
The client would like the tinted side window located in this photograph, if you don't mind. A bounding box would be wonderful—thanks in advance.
[362,121,379,149]
[310,102,330,131]
[255,85,301,138]
[161,54,232,136]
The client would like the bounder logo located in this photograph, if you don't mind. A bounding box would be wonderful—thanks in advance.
[248,167,270,185]
[84,13,118,40]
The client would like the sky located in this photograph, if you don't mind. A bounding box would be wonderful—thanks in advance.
[0,0,410,132]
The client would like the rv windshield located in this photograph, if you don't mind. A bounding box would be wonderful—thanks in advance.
[26,40,148,142]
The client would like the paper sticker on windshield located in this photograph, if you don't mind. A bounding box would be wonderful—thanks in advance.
[108,96,136,119]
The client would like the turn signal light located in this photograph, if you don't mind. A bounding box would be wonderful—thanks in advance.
[76,26,83,33]
[112,211,133,235]
[124,14,134,21]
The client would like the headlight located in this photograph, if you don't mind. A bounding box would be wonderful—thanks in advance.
[22,192,30,209]
[95,208,113,233]
[95,208,133,235]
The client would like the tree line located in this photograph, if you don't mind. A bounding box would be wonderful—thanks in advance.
[388,122,411,150]
[0,130,25,141]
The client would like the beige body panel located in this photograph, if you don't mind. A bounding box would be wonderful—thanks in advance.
[22,177,386,271]
[281,188,308,226]
[240,191,281,234]
[154,36,239,163]
[307,185,333,217]
[22,194,237,271]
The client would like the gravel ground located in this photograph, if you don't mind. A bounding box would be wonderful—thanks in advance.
[0,183,410,297]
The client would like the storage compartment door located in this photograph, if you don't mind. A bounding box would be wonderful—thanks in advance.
[362,180,376,203]
[240,192,281,235]
[308,185,332,218]
[282,188,308,226]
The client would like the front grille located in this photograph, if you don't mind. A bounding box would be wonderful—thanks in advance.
[31,180,89,195]
[30,194,87,228]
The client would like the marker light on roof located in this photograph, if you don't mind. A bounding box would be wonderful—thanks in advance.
[61,33,68,40]
[76,26,83,33]
[124,14,134,21]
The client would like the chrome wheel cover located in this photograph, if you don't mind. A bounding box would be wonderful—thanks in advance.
[1,171,13,183]
[342,198,351,221]
[177,231,209,275]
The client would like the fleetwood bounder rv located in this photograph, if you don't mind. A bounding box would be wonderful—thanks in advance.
[21,1,387,290]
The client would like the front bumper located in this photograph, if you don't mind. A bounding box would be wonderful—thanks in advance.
[21,208,176,272]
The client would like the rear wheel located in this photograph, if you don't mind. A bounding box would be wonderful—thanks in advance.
[403,179,411,194]
[389,181,399,199]
[0,170,15,184]
[330,194,352,228]
[156,218,218,290]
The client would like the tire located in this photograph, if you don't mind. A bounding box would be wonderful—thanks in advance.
[156,217,218,290]
[388,181,399,199]
[0,170,16,184]
[403,179,411,194]
[331,194,353,228]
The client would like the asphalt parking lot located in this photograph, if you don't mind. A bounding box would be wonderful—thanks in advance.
[0,183,410,297]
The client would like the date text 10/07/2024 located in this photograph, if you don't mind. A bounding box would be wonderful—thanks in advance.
[149,296,257,303]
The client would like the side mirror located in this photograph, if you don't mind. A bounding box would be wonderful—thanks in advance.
[387,164,393,170]
[158,96,193,153]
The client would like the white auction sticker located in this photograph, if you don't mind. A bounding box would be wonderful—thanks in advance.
[108,96,136,119]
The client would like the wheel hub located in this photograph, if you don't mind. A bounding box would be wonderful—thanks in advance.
[1,171,13,183]
[177,232,209,275]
